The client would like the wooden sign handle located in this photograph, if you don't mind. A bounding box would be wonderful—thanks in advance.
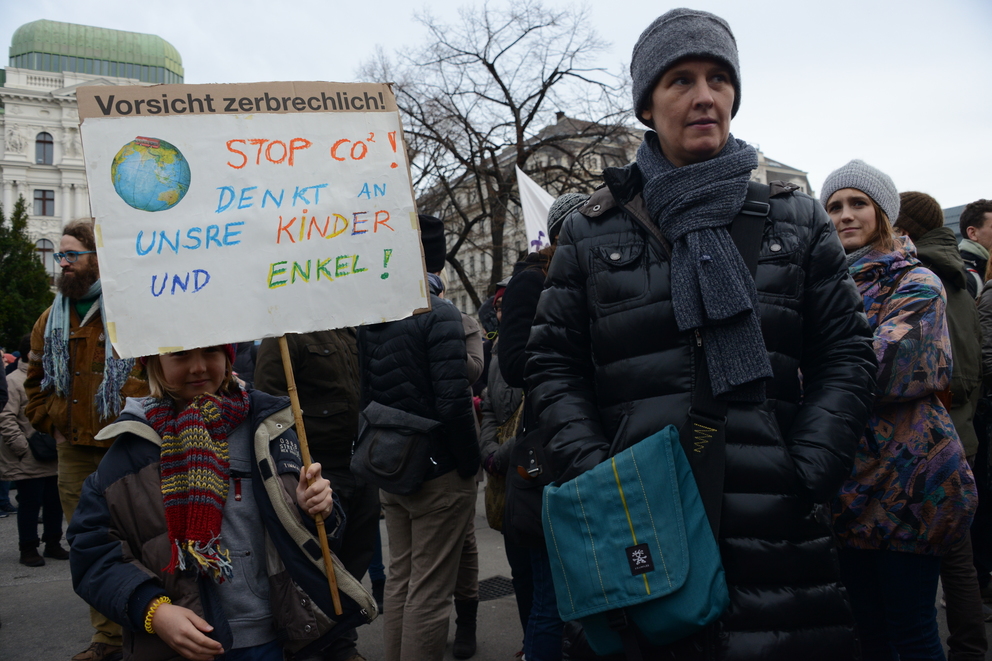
[278,335,344,616]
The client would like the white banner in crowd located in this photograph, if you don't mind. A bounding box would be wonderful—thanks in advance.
[515,166,555,252]
[77,82,427,359]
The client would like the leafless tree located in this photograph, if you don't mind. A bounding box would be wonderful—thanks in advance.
[360,1,633,308]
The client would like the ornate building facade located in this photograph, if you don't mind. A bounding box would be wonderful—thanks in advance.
[0,19,183,280]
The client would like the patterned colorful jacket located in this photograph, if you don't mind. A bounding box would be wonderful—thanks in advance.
[831,236,977,555]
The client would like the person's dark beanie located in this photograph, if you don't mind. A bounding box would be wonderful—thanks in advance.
[631,8,741,126]
[419,215,446,273]
[895,192,944,241]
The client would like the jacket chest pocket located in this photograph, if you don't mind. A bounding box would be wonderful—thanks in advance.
[303,400,349,419]
[588,242,650,311]
[306,342,339,359]
[756,232,802,300]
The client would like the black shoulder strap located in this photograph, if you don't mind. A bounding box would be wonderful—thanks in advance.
[731,181,771,277]
[680,181,770,540]
[608,182,771,657]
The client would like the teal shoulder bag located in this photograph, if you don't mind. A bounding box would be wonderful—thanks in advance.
[542,425,728,656]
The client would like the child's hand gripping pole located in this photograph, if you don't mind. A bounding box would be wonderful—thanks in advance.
[278,335,344,616]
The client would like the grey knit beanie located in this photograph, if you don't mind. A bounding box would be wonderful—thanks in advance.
[547,193,589,242]
[631,8,741,126]
[820,159,900,223]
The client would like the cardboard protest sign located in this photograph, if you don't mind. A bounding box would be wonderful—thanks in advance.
[76,82,427,359]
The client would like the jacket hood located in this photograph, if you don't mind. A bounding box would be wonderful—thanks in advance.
[913,227,968,290]
[121,396,150,421]
[849,235,922,281]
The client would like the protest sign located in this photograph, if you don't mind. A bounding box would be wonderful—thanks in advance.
[76,82,427,359]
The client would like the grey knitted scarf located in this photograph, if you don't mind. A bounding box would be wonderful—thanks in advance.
[637,132,771,402]
[845,244,873,268]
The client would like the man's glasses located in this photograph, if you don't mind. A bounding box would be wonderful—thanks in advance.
[54,251,95,263]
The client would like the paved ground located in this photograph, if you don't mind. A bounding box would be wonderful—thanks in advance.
[0,484,987,660]
[0,486,524,661]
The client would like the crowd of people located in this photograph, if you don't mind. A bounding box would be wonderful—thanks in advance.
[1,7,991,661]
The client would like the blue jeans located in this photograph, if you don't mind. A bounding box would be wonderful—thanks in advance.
[838,548,945,661]
[526,547,563,661]
[218,640,282,660]
[0,480,14,509]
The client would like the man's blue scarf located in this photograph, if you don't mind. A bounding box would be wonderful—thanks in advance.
[42,279,135,419]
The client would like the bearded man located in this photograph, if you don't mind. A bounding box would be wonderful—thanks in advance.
[25,218,147,661]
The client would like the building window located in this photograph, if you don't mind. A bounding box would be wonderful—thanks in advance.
[35,239,57,283]
[36,132,54,165]
[33,190,55,216]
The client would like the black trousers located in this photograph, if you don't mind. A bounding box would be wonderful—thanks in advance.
[15,475,62,545]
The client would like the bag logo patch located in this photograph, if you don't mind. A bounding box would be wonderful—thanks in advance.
[626,543,654,576]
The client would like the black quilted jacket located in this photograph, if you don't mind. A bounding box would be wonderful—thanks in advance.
[525,163,877,660]
[358,294,481,481]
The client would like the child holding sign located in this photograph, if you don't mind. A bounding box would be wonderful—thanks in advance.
[68,344,368,660]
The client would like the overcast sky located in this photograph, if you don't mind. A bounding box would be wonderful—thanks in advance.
[3,0,990,208]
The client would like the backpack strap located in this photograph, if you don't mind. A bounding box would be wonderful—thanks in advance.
[731,181,771,278]
[680,181,771,540]
[604,181,771,656]
[607,609,646,661]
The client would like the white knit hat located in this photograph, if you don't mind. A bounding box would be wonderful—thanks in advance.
[820,159,900,222]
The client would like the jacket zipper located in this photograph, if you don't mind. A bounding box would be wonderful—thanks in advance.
[234,477,242,501]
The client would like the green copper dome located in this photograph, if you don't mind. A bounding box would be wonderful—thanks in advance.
[9,19,183,83]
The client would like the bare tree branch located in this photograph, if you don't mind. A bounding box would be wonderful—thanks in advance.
[359,0,635,309]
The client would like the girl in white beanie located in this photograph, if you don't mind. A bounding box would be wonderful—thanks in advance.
[822,160,976,660]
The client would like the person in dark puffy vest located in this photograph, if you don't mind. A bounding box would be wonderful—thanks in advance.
[357,215,481,661]
[525,9,877,660]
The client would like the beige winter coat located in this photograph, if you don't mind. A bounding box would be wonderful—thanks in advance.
[0,360,57,481]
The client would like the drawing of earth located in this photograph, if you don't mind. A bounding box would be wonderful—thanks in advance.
[111,136,190,212]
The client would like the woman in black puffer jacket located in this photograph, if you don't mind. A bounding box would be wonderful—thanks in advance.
[524,9,877,661]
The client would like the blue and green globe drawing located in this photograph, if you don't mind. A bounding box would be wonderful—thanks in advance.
[111,136,190,212]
